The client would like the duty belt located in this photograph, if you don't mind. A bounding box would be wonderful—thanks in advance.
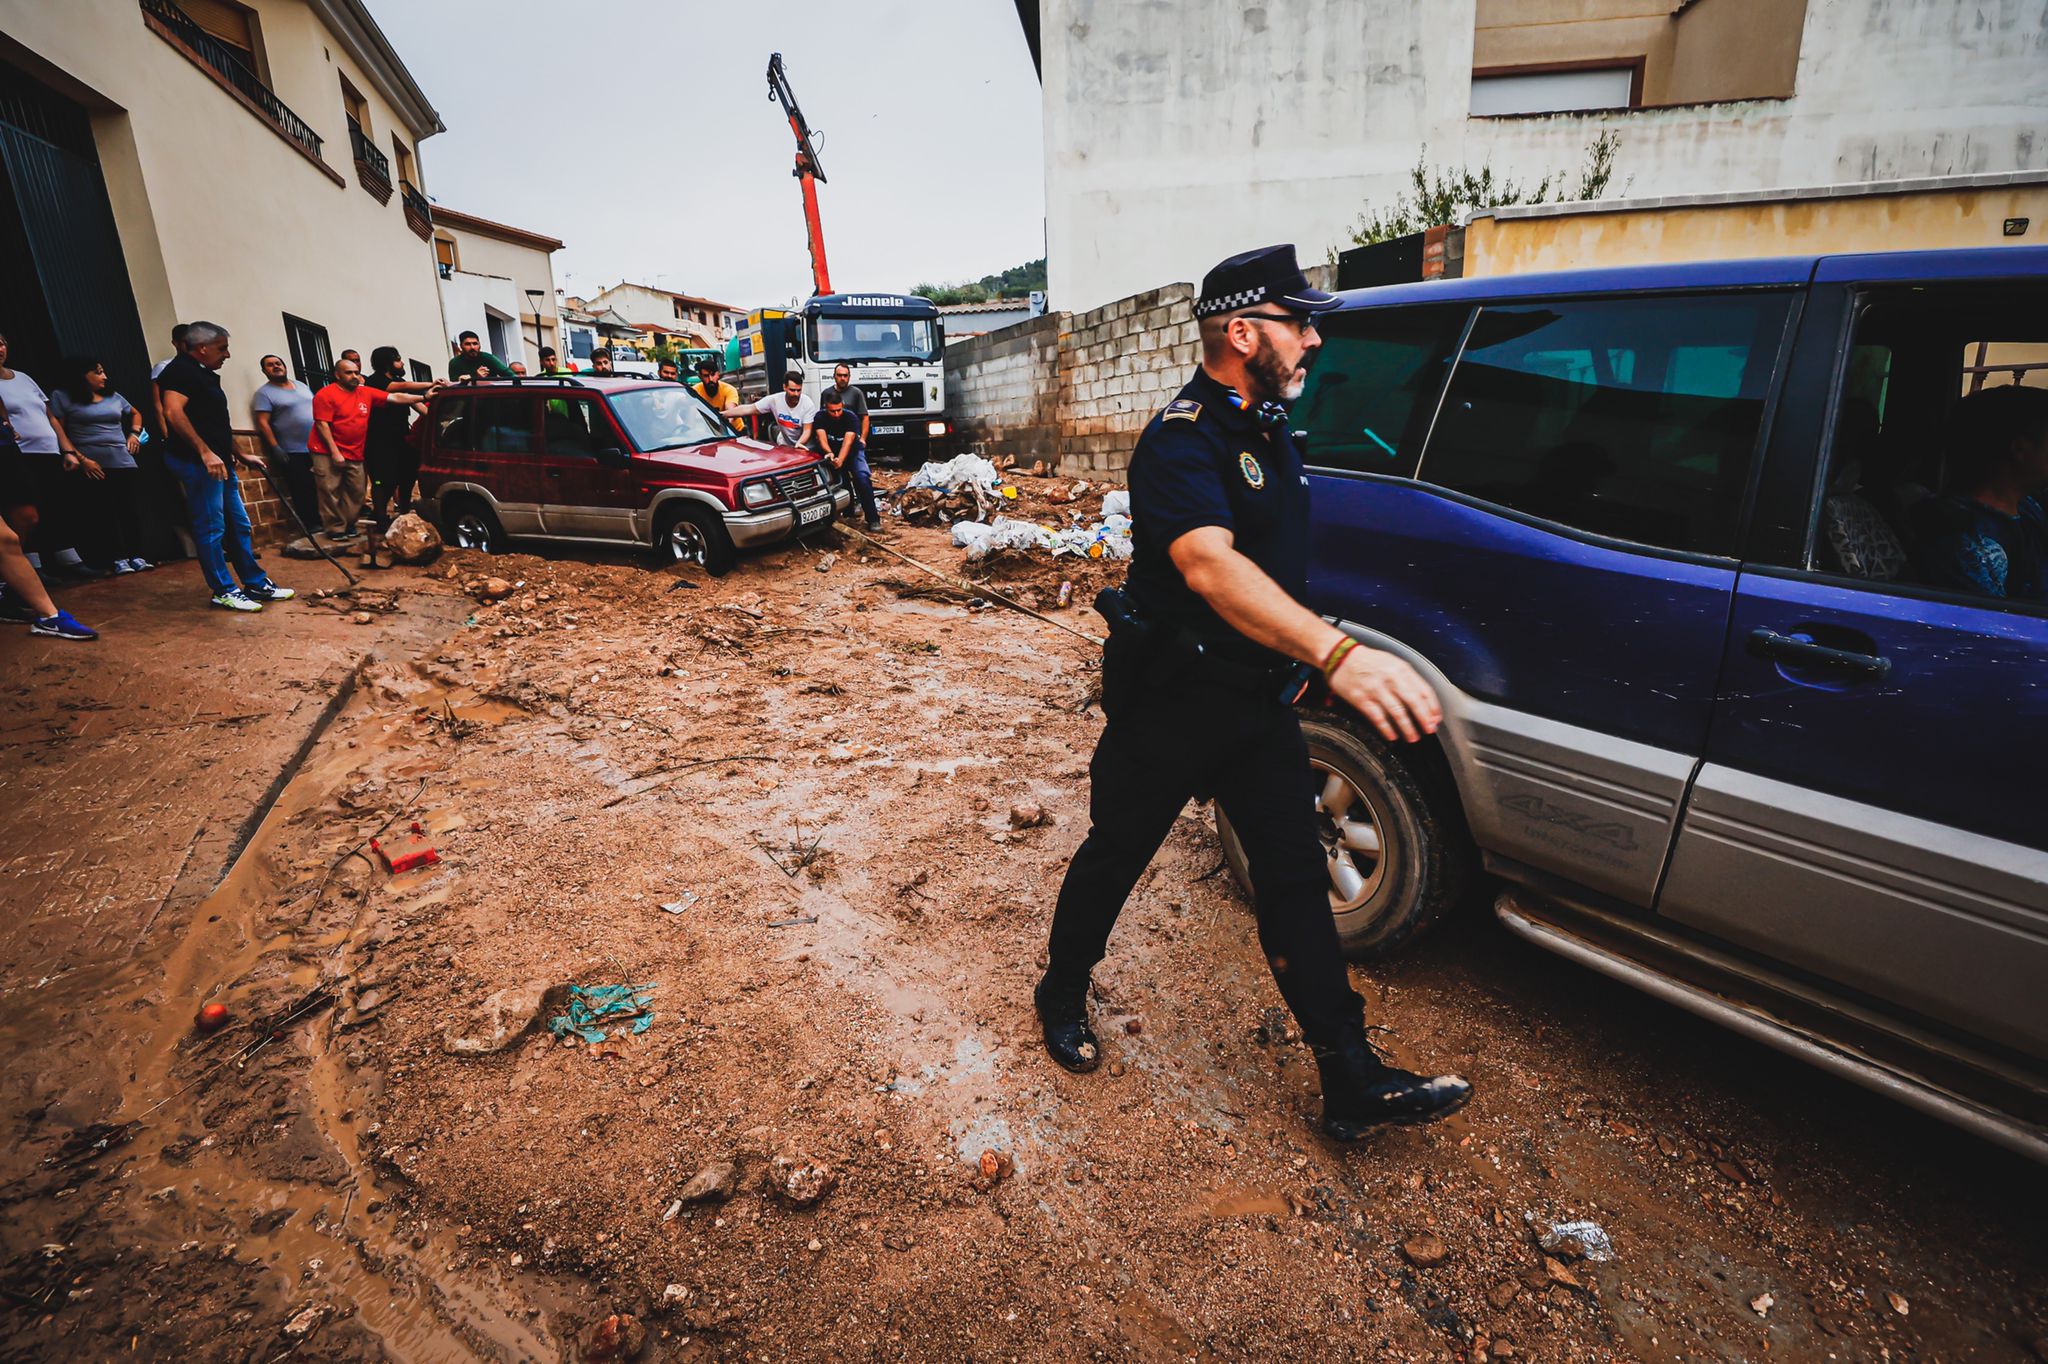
[1096,586,1312,700]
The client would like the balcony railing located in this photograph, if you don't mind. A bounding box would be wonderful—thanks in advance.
[400,179,433,241]
[348,117,391,181]
[140,0,323,162]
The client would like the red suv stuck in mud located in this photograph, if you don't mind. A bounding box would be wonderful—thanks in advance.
[413,376,848,575]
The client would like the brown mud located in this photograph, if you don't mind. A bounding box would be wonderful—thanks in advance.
[3,478,2044,1361]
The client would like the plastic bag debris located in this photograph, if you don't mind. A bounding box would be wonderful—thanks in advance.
[908,454,1002,497]
[1536,1218,1614,1262]
[952,517,1046,561]
[1101,490,1131,517]
[547,983,658,1044]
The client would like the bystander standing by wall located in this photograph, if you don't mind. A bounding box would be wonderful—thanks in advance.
[251,354,320,536]
[51,357,148,573]
[157,321,296,613]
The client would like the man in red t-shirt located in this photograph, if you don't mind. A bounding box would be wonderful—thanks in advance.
[310,356,426,539]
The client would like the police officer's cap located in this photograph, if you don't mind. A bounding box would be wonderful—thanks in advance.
[1194,244,1340,320]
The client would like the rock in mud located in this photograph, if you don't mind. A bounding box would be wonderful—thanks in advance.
[472,576,514,602]
[384,512,442,565]
[767,1154,837,1208]
[442,981,553,1055]
[678,1160,737,1203]
[581,1312,646,1360]
[281,1303,330,1339]
[1401,1232,1449,1268]
[1009,801,1047,829]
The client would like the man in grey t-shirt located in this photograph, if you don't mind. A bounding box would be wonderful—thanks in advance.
[251,354,320,534]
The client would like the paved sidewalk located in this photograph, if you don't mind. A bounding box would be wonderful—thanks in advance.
[0,556,466,996]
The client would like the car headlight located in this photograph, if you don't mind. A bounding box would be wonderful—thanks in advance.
[926,420,948,438]
[741,481,775,508]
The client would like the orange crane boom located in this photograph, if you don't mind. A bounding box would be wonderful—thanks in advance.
[766,53,832,297]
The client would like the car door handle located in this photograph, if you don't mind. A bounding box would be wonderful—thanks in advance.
[1747,628,1891,680]
[548,468,564,478]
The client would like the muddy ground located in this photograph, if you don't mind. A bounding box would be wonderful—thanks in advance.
[2,473,2045,1363]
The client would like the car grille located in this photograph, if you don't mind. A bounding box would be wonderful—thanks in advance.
[773,466,825,500]
[860,382,925,411]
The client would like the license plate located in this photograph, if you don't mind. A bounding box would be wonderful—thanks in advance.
[872,424,904,436]
[799,501,831,525]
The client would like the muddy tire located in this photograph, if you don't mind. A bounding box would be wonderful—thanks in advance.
[1217,709,1472,960]
[441,495,506,554]
[653,502,736,578]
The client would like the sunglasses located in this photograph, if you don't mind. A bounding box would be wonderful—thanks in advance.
[1238,311,1317,334]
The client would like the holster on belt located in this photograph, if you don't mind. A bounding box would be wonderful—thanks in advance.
[1094,586,1315,704]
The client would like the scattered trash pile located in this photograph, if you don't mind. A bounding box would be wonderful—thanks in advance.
[900,455,1133,563]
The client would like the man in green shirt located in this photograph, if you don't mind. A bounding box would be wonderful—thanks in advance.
[448,330,514,383]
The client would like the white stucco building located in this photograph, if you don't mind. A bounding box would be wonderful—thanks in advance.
[1023,0,2048,310]
[432,207,563,371]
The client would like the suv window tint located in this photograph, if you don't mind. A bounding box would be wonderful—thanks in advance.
[1293,305,1466,475]
[1423,293,1791,555]
[433,396,473,451]
[544,397,611,457]
[1817,286,2048,606]
[474,396,536,454]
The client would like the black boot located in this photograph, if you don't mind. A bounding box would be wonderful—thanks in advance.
[1034,969,1102,1073]
[1314,1028,1471,1141]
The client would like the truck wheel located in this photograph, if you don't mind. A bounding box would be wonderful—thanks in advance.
[441,495,505,554]
[654,502,736,578]
[1217,710,1472,959]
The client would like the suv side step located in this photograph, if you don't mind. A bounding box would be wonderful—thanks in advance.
[1495,891,2048,1165]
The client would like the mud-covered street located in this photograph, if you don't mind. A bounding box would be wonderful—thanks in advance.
[3,477,2045,1363]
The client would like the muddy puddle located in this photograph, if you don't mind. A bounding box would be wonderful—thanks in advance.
[1,664,567,1361]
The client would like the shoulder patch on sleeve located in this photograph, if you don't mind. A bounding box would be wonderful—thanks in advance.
[1162,399,1202,422]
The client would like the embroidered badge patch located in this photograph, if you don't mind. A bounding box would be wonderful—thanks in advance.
[1163,398,1202,423]
[1238,451,1265,489]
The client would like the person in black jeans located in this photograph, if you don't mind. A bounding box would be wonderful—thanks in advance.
[1036,245,1471,1142]
[363,345,438,529]
[812,390,882,531]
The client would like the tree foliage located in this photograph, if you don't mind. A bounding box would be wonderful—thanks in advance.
[913,258,1048,306]
[1343,132,1623,248]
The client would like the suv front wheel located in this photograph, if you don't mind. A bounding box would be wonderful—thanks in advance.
[1217,710,1472,959]
[653,502,736,577]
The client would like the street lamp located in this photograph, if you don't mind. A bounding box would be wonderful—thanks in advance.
[524,289,547,366]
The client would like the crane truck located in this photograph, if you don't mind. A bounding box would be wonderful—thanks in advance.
[732,55,951,465]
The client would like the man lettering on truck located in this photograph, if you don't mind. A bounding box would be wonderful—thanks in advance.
[735,370,816,448]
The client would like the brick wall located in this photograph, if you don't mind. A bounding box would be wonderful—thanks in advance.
[1055,284,1198,477]
[233,431,294,545]
[943,312,1062,466]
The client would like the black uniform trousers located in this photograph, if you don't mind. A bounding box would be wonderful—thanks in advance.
[1046,651,1366,1050]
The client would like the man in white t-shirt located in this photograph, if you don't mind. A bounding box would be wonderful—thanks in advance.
[737,370,817,448]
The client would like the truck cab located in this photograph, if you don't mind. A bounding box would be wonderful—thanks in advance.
[736,293,950,462]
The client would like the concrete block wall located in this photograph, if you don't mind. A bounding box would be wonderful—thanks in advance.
[1055,283,1198,477]
[942,281,1216,477]
[944,312,1063,466]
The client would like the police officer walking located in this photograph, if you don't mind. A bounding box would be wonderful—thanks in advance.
[1035,245,1473,1140]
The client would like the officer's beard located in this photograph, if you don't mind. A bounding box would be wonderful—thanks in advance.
[1247,331,1310,405]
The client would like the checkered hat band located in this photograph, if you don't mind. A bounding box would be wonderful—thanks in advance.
[1194,285,1268,318]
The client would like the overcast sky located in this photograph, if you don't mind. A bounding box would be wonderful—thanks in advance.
[364,0,1044,310]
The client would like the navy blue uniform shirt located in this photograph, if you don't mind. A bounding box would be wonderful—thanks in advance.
[1125,368,1309,665]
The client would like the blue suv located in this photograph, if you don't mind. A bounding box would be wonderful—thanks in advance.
[1217,246,2048,1160]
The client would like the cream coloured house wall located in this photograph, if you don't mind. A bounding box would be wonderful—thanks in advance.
[0,0,445,418]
